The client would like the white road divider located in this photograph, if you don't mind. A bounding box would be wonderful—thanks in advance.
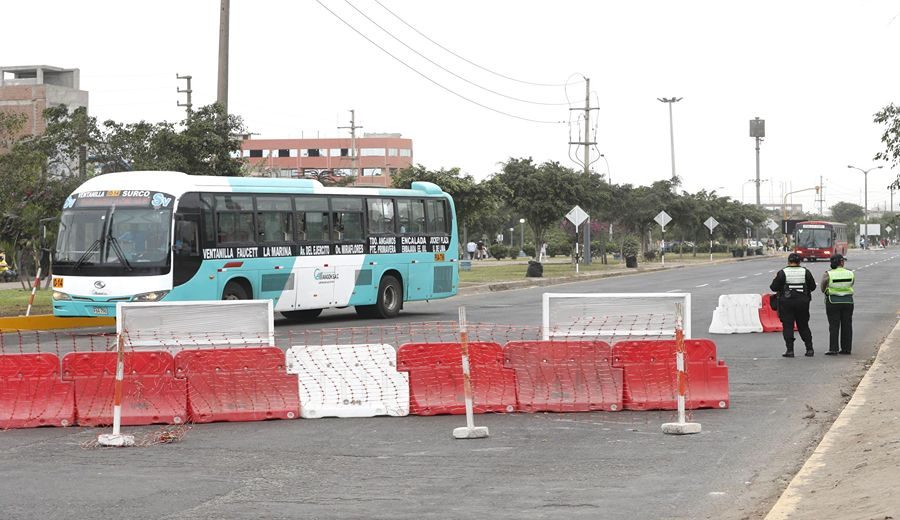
[708,294,764,334]
[286,344,409,418]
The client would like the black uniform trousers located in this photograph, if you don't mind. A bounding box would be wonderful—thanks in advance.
[779,296,813,348]
[825,301,853,353]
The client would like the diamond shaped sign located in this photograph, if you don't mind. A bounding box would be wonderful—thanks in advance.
[766,219,778,232]
[704,216,719,232]
[565,205,589,227]
[887,225,893,233]
[655,210,672,228]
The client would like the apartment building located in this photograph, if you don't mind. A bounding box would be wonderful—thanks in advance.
[0,65,89,141]
[241,133,413,187]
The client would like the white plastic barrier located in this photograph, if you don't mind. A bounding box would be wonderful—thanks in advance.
[285,344,409,418]
[708,294,764,334]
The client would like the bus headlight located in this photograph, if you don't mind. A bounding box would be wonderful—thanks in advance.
[132,290,170,302]
[52,291,71,301]
[824,250,831,255]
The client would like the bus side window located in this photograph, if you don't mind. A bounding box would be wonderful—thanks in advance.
[200,193,215,246]
[367,198,395,235]
[215,195,255,244]
[332,197,364,241]
[426,199,448,234]
[174,218,200,256]
[397,199,426,234]
[256,196,293,243]
[295,196,331,242]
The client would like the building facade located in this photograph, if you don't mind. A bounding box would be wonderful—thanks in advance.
[0,65,89,141]
[241,133,413,187]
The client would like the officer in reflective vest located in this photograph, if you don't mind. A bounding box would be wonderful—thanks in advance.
[770,252,817,357]
[820,253,855,355]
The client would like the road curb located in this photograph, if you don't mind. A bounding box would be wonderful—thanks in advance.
[458,253,774,296]
[764,318,900,519]
[0,315,116,332]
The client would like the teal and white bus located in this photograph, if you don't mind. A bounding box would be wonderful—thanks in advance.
[51,171,458,319]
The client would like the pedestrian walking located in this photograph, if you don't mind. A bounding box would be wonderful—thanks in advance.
[820,253,855,355]
[466,240,476,260]
[476,239,486,260]
[770,252,817,357]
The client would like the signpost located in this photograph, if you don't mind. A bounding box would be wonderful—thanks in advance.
[704,216,719,262]
[566,206,589,273]
[655,211,672,266]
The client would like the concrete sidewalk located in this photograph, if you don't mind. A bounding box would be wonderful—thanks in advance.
[765,318,900,519]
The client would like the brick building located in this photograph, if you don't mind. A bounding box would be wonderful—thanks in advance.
[0,65,88,142]
[241,133,413,187]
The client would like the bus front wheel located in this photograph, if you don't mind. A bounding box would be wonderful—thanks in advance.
[222,281,249,300]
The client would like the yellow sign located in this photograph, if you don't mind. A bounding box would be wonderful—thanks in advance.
[434,253,445,262]
[52,277,63,288]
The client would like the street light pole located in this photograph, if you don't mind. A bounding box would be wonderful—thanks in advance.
[600,154,611,185]
[518,219,526,258]
[658,97,683,183]
[848,165,883,249]
[508,227,514,249]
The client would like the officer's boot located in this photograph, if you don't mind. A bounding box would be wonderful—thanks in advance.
[805,342,814,357]
[782,341,794,358]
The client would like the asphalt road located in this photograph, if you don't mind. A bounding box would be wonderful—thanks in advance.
[1,249,898,520]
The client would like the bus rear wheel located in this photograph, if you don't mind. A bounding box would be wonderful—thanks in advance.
[281,309,322,322]
[222,281,249,300]
[356,275,402,319]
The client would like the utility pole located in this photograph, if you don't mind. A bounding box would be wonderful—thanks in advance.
[176,74,193,121]
[816,175,825,216]
[216,0,230,113]
[749,117,765,207]
[338,109,363,178]
[659,97,683,183]
[568,77,598,264]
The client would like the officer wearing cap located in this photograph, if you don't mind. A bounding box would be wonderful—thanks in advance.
[820,253,855,355]
[770,252,817,357]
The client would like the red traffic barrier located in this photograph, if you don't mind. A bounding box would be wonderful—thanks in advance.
[612,339,729,410]
[759,294,797,333]
[62,351,186,426]
[0,353,74,429]
[503,340,623,412]
[759,293,782,332]
[174,347,299,423]
[397,342,517,415]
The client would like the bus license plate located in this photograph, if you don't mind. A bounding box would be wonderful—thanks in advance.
[434,253,445,261]
[92,306,108,316]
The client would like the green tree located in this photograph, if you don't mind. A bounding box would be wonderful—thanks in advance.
[830,201,865,224]
[874,103,900,186]
[492,158,590,255]
[100,103,246,176]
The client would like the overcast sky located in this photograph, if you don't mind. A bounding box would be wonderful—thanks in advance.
[5,1,900,214]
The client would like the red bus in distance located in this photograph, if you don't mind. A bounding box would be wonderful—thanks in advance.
[793,221,848,261]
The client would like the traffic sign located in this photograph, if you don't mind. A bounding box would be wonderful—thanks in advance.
[887,225,893,233]
[704,217,719,232]
[655,211,672,229]
[766,219,778,232]
[565,206,589,227]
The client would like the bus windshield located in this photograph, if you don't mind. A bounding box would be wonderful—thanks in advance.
[56,207,172,268]
[796,228,832,248]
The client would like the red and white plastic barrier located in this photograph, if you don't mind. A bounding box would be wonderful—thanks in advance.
[708,294,764,334]
[0,353,74,429]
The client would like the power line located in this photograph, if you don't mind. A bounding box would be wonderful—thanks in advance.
[346,0,571,107]
[373,0,576,88]
[316,1,565,125]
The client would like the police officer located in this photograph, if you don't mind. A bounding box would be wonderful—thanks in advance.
[820,253,855,355]
[770,252,817,357]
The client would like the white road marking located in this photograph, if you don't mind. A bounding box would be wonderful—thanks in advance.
[696,283,709,287]
[738,276,747,279]
[754,273,763,276]
[720,279,731,282]
[666,289,682,293]
[768,270,776,273]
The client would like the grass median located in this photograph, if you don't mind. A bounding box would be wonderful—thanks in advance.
[0,288,52,317]
[459,252,745,285]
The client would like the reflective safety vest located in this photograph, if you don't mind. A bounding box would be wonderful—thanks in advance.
[826,267,855,304]
[783,266,808,294]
